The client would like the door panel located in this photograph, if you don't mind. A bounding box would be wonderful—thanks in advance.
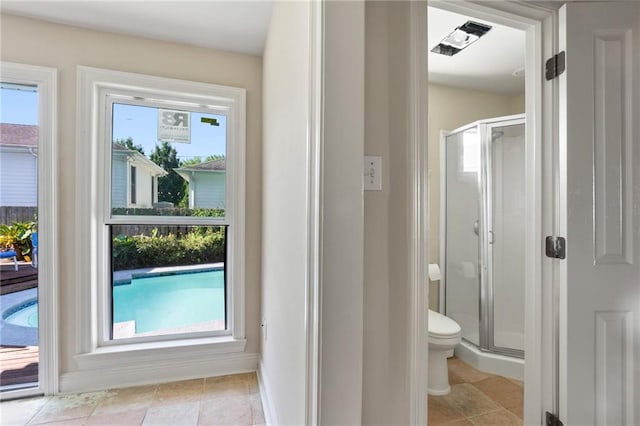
[559,3,640,425]
[489,123,526,353]
[444,127,481,346]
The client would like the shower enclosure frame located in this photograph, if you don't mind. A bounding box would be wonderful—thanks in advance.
[439,113,526,360]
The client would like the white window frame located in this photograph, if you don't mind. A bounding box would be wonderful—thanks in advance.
[75,66,245,365]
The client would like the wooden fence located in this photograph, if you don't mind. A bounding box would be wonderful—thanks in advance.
[112,224,199,237]
[0,207,37,225]
[0,207,223,237]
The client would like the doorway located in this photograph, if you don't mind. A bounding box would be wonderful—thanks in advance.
[426,5,527,424]
[0,62,58,399]
[0,82,40,392]
[411,2,558,425]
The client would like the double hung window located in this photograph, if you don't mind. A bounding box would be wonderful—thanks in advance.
[77,67,245,351]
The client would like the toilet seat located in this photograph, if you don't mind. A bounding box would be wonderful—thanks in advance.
[428,309,461,337]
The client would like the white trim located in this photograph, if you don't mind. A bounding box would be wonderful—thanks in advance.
[455,340,524,380]
[408,2,429,426]
[258,359,279,426]
[305,1,323,425]
[439,129,449,313]
[75,66,246,372]
[60,352,258,394]
[418,2,556,425]
[0,62,59,397]
[73,337,246,370]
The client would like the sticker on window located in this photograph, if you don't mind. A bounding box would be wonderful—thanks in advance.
[158,109,191,143]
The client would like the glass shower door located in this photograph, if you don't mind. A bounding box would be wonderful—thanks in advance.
[444,125,481,346]
[487,121,526,356]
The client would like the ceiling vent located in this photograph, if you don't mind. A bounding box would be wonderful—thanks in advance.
[431,21,492,56]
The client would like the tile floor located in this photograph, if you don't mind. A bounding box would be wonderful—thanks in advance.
[1,360,521,425]
[0,373,264,426]
[428,357,523,426]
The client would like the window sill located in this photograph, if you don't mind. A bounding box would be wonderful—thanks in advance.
[74,336,247,370]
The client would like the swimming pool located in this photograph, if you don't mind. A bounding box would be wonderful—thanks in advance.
[4,299,38,328]
[113,268,225,336]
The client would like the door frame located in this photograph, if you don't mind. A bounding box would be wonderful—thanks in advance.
[0,62,59,399]
[410,2,559,424]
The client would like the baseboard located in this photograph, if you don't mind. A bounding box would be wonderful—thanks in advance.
[59,352,258,393]
[257,359,278,426]
[455,342,524,381]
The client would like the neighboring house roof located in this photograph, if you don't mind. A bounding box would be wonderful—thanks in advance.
[0,123,38,148]
[174,158,226,182]
[175,158,226,172]
[112,142,167,177]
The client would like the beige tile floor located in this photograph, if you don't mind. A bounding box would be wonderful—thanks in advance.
[0,373,264,426]
[428,357,524,426]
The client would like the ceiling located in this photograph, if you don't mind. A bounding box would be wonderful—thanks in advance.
[1,2,524,95]
[0,1,273,56]
[428,7,525,95]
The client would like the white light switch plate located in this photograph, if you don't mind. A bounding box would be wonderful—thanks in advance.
[364,156,382,191]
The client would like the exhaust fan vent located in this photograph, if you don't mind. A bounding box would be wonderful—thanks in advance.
[431,20,492,56]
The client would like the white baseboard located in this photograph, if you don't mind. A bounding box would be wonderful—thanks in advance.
[455,341,524,381]
[59,352,258,393]
[257,359,278,426]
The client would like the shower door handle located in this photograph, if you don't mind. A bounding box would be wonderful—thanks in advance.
[488,230,494,244]
[473,219,479,236]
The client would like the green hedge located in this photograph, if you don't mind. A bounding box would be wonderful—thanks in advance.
[112,227,225,270]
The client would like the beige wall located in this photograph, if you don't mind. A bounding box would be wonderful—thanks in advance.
[428,83,524,310]
[363,2,413,424]
[510,92,526,114]
[0,14,263,374]
[260,2,309,424]
[321,2,365,424]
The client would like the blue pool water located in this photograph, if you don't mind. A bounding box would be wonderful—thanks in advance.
[4,299,38,327]
[113,269,225,334]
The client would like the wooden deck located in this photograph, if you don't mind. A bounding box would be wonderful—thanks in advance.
[0,346,39,387]
[0,263,38,295]
[1,264,39,388]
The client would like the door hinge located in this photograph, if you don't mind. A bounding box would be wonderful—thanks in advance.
[545,411,564,426]
[545,236,566,259]
[545,51,566,80]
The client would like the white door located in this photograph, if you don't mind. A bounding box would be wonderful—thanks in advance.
[559,2,640,425]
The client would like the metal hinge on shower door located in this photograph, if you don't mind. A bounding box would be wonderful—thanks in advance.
[545,236,566,259]
[545,51,566,80]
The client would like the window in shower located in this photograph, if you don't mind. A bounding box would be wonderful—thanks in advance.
[462,129,480,173]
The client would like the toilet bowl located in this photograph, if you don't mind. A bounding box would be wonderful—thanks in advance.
[428,309,462,395]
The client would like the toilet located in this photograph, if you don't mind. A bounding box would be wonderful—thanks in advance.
[428,309,462,395]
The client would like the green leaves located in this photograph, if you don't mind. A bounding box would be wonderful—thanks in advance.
[111,227,225,270]
[0,220,36,260]
[150,141,186,206]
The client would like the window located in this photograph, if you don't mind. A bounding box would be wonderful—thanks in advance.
[129,166,137,205]
[462,128,480,173]
[76,67,245,355]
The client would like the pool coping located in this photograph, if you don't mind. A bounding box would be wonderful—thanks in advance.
[113,262,224,285]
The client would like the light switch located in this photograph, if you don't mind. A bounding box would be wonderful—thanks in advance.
[364,156,382,191]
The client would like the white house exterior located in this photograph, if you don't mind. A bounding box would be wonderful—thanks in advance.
[174,158,226,209]
[111,143,167,208]
[0,123,38,207]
